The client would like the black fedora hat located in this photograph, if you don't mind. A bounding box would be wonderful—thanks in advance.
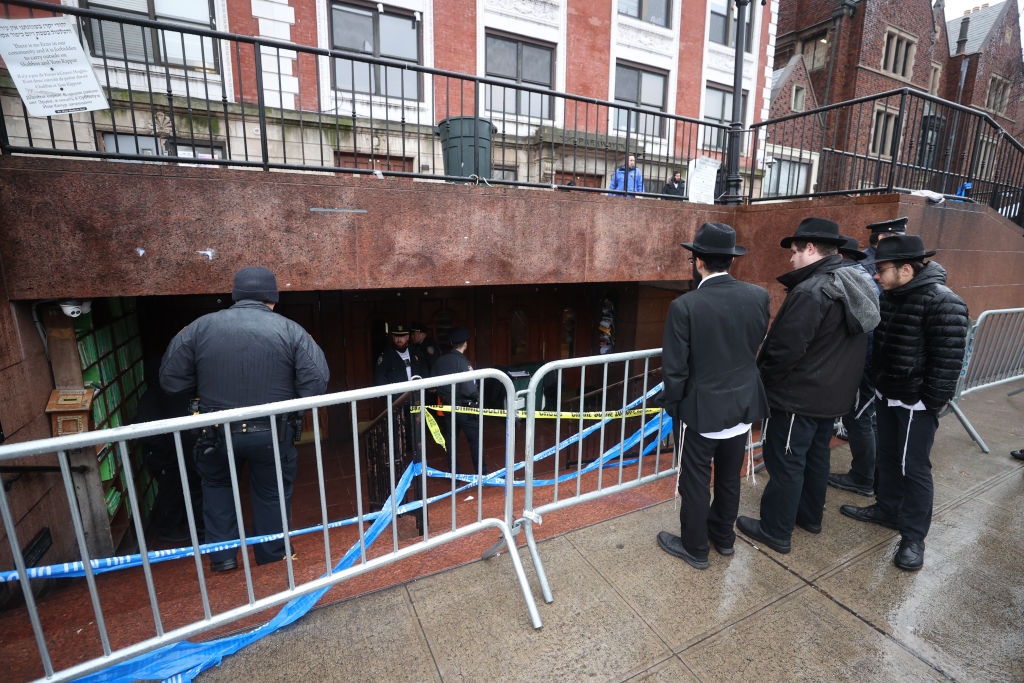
[681,222,747,256]
[866,216,908,235]
[863,234,936,265]
[839,235,867,261]
[780,217,846,248]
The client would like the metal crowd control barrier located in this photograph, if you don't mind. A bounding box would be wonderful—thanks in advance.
[0,370,538,682]
[515,349,670,604]
[946,307,1024,453]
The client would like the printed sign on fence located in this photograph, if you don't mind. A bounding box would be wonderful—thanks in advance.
[0,17,108,117]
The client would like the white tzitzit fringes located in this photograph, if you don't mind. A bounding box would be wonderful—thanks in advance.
[853,395,875,420]
[674,422,687,511]
[745,424,757,484]
[901,409,915,475]
[784,413,796,454]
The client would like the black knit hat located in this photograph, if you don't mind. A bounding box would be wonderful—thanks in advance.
[449,327,470,345]
[863,234,936,265]
[232,266,279,303]
[780,217,847,248]
[681,222,747,256]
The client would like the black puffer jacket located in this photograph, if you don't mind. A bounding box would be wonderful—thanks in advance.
[869,262,969,410]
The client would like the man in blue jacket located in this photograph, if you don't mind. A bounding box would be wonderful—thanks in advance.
[609,154,644,196]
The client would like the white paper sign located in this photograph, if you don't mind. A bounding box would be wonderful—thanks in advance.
[0,17,108,117]
[687,157,721,205]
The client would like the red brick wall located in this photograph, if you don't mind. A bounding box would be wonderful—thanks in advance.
[566,0,612,101]
[962,4,1024,132]
[433,0,477,120]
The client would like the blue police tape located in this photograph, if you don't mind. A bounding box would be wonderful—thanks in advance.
[77,462,419,683]
[1,384,666,583]
[73,386,670,681]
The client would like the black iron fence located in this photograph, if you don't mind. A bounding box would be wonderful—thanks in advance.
[0,0,730,200]
[748,88,1024,225]
[2,1,1022,219]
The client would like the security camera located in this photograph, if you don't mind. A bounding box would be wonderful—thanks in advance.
[59,300,92,318]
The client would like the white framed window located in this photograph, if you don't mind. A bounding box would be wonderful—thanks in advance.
[985,74,1010,115]
[83,0,218,72]
[618,0,671,28]
[791,85,806,112]
[800,32,829,71]
[613,62,667,137]
[703,83,746,149]
[881,28,916,80]
[484,33,554,119]
[870,106,899,157]
[330,1,422,100]
[928,63,942,95]
[710,0,753,52]
[973,135,999,180]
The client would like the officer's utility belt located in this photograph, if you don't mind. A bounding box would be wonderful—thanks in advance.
[200,417,274,435]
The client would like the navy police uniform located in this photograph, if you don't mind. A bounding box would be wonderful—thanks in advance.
[160,267,329,568]
[432,327,488,475]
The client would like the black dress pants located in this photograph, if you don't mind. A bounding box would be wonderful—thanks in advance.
[445,413,487,475]
[874,402,938,542]
[196,427,296,565]
[677,429,747,561]
[759,408,834,541]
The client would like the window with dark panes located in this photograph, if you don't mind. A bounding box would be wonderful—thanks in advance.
[800,32,829,71]
[485,34,554,118]
[331,2,421,99]
[85,0,217,71]
[702,84,746,149]
[881,28,916,80]
[613,63,666,137]
[709,0,752,52]
[618,0,670,28]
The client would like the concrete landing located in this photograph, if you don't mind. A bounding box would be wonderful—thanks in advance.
[200,380,1024,682]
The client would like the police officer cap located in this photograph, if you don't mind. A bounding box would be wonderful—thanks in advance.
[389,323,410,335]
[449,327,470,345]
[410,322,427,333]
[232,266,279,303]
[866,216,908,235]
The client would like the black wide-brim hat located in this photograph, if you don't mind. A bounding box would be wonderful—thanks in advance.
[863,234,936,264]
[780,217,847,248]
[839,235,867,261]
[681,222,747,256]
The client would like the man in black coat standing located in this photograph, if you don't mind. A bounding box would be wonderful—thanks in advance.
[656,223,770,569]
[374,323,427,386]
[840,235,968,571]
[737,218,879,554]
[160,266,329,571]
[432,327,488,475]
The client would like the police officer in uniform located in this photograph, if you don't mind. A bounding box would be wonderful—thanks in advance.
[160,266,329,571]
[409,322,440,373]
[373,323,426,386]
[432,327,489,475]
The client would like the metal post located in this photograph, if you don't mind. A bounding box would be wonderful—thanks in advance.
[724,0,751,205]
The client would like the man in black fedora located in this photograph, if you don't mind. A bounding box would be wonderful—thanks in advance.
[656,222,770,569]
[737,217,879,554]
[840,234,968,571]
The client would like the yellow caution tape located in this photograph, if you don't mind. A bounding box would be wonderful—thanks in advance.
[423,409,446,451]
[410,405,662,420]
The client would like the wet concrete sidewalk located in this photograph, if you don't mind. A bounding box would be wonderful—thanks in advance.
[201,380,1024,682]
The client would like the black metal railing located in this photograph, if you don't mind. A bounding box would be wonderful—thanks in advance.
[748,88,1024,225]
[0,0,732,200]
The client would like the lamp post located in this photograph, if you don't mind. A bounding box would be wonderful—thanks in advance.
[723,0,751,205]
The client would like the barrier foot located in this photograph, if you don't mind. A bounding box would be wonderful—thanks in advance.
[948,402,989,453]
[497,521,542,629]
[481,534,509,560]
[1008,386,1024,397]
[522,520,553,604]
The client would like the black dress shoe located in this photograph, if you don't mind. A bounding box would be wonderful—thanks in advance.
[828,472,874,497]
[1011,449,1024,461]
[735,516,791,554]
[796,520,822,534]
[210,557,238,572]
[894,537,924,571]
[657,531,709,569]
[840,504,898,530]
[710,539,735,556]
